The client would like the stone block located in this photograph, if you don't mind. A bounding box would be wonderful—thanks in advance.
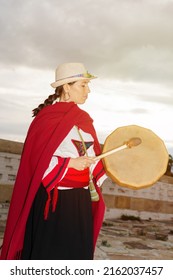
[0,185,13,202]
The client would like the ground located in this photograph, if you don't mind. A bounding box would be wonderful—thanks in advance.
[1,218,173,260]
[94,218,173,260]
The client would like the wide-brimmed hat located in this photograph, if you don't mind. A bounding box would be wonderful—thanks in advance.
[51,62,97,88]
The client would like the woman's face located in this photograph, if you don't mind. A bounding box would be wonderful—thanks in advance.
[64,80,91,104]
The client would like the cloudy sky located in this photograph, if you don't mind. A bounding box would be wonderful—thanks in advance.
[0,0,173,154]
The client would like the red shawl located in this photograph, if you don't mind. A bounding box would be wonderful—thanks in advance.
[0,102,105,259]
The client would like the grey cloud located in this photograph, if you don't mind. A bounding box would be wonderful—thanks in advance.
[133,92,173,106]
[0,122,27,140]
[129,108,149,114]
[0,0,173,86]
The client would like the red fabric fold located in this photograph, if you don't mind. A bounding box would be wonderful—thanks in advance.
[44,192,51,220]
[52,186,58,214]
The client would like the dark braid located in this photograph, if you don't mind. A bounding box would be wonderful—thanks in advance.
[32,86,63,117]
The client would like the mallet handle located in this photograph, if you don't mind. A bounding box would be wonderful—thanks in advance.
[94,137,142,161]
[94,144,127,160]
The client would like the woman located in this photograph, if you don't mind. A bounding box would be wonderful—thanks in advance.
[0,63,106,260]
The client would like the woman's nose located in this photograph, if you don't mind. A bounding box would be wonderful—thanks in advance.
[87,86,90,93]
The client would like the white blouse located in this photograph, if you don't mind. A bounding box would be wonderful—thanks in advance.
[43,126,107,189]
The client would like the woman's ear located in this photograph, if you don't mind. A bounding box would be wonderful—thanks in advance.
[63,83,70,93]
[62,84,71,101]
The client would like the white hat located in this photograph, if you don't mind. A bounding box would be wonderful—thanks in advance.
[51,62,97,88]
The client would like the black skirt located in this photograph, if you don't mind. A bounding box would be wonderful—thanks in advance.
[21,185,93,260]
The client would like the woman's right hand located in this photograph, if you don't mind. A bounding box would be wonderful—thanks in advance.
[68,156,95,171]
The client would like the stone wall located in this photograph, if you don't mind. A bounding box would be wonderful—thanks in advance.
[1,176,173,222]
[0,152,21,203]
[102,175,173,220]
[0,152,20,185]
[0,138,173,221]
[0,139,23,203]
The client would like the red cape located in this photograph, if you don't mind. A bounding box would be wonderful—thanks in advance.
[1,102,105,259]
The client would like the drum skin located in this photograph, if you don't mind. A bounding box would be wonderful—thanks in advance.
[102,125,169,189]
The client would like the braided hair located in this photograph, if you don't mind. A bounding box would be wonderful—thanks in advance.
[32,86,63,117]
[32,82,76,117]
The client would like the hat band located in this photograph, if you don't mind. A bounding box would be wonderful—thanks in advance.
[56,71,94,82]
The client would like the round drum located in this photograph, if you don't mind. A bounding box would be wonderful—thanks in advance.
[102,125,169,189]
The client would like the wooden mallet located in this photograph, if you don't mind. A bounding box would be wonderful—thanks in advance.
[94,137,142,161]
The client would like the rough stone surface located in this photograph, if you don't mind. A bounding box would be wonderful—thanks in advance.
[1,215,173,260]
[94,219,173,260]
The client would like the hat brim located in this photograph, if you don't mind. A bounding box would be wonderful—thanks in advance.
[51,76,97,88]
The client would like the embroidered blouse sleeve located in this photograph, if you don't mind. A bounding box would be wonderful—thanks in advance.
[90,160,107,188]
[42,156,70,190]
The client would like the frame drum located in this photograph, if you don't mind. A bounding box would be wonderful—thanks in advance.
[102,125,169,189]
